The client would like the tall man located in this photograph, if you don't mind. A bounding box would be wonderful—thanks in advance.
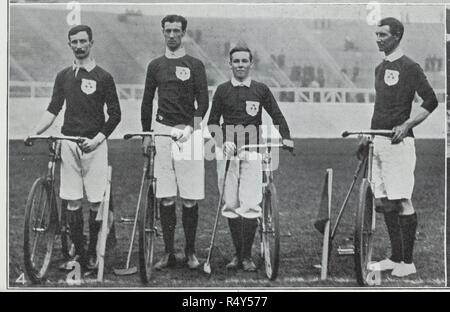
[141,15,209,270]
[359,17,438,277]
[28,25,121,269]
[208,45,293,271]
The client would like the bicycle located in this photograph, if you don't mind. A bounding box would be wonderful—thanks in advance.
[23,135,84,284]
[238,142,293,280]
[341,129,393,286]
[123,131,174,284]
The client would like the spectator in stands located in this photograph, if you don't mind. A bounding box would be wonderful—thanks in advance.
[317,66,325,87]
[352,65,360,83]
[27,24,121,271]
[359,17,438,278]
[141,14,209,270]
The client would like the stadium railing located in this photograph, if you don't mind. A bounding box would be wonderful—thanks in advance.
[8,80,446,105]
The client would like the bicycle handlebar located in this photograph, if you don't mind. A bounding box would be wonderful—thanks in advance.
[238,142,295,155]
[123,132,174,140]
[342,130,394,138]
[24,135,84,146]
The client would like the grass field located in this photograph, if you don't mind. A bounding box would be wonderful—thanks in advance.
[8,139,446,288]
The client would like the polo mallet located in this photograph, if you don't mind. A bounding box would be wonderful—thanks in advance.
[113,161,148,276]
[96,166,112,282]
[203,158,231,274]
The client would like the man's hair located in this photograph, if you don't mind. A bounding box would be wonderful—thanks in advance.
[378,17,404,41]
[229,46,253,62]
[68,25,93,41]
[161,15,187,31]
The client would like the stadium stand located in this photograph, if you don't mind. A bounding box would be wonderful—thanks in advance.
[10,6,444,90]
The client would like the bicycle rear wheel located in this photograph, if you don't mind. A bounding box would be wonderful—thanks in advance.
[260,183,280,280]
[138,182,157,284]
[23,177,57,284]
[354,178,375,286]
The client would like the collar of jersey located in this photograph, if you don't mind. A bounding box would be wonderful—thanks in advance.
[165,47,186,59]
[231,76,251,87]
[72,59,96,72]
[384,47,404,62]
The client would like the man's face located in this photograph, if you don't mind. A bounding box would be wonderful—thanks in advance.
[375,25,399,54]
[230,51,252,81]
[68,31,93,60]
[163,22,185,51]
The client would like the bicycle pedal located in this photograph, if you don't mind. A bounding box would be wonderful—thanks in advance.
[337,245,355,256]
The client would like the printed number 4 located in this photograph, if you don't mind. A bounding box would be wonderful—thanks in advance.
[16,273,26,285]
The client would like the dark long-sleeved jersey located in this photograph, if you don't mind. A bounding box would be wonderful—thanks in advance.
[371,55,438,137]
[141,55,209,130]
[207,80,291,148]
[47,65,121,139]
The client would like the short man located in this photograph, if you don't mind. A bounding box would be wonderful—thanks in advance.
[359,17,438,277]
[207,45,293,271]
[28,25,121,269]
[141,15,209,269]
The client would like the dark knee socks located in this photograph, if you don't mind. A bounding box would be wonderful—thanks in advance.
[67,209,85,259]
[241,218,258,259]
[160,202,176,254]
[182,204,198,256]
[88,210,100,256]
[383,211,403,263]
[399,213,417,264]
[384,211,417,264]
[228,217,243,258]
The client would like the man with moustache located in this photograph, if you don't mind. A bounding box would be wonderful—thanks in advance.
[28,25,121,270]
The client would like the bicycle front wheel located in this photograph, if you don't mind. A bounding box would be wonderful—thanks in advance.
[138,182,157,284]
[261,183,280,280]
[23,178,57,284]
[354,178,375,286]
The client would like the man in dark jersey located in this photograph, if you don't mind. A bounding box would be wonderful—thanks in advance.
[208,45,293,271]
[141,15,209,270]
[358,17,438,277]
[28,25,121,269]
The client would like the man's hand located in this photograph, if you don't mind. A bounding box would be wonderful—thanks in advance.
[171,126,193,143]
[24,136,33,146]
[391,123,410,144]
[356,136,369,160]
[223,141,236,158]
[282,139,294,152]
[142,136,151,155]
[80,133,105,153]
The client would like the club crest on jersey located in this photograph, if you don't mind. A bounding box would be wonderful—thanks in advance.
[81,79,96,95]
[175,66,191,81]
[246,101,260,117]
[384,69,399,86]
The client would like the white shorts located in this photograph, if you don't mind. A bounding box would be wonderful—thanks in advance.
[372,136,416,200]
[60,140,108,203]
[216,148,262,219]
[153,122,205,200]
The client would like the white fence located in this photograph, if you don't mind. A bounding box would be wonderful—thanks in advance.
[9,80,446,104]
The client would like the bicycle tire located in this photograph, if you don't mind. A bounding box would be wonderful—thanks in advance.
[23,177,57,284]
[138,182,157,284]
[60,200,75,260]
[354,178,375,286]
[261,183,280,280]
